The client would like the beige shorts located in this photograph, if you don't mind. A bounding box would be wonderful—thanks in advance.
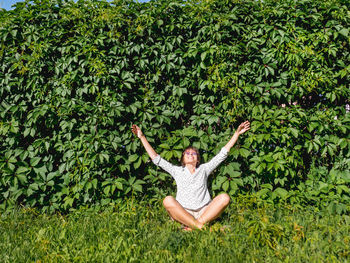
[185,203,210,219]
[170,203,210,220]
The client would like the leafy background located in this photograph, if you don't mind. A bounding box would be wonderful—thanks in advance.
[0,0,349,213]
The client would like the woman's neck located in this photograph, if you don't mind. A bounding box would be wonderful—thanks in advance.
[185,163,196,174]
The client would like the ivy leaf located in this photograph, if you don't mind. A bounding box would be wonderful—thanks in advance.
[30,157,41,167]
[339,28,349,37]
[17,174,28,184]
[222,180,229,192]
[239,148,250,158]
[16,166,31,174]
[274,188,288,199]
[129,154,139,162]
[289,128,298,138]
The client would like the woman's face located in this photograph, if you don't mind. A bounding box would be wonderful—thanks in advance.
[183,149,198,166]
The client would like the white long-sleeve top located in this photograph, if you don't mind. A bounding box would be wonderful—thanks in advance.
[152,147,228,210]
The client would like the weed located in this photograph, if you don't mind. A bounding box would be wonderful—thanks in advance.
[0,197,349,262]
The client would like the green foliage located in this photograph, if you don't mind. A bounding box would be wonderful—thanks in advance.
[0,198,349,262]
[0,0,349,211]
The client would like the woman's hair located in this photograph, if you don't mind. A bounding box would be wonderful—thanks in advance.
[180,146,201,168]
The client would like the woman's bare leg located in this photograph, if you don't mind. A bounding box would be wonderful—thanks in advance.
[163,196,204,229]
[197,193,230,225]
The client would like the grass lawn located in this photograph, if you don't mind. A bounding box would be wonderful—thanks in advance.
[1,196,349,262]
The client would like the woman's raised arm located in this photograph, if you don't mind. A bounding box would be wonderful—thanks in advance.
[131,124,158,160]
[224,121,250,152]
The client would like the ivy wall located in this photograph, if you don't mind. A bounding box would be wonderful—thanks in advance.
[0,0,349,212]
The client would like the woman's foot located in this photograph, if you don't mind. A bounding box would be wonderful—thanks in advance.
[182,226,192,231]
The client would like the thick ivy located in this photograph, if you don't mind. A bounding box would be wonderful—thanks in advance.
[0,0,349,212]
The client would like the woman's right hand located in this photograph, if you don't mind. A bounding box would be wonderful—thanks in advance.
[131,124,158,159]
[131,124,144,138]
[236,121,250,135]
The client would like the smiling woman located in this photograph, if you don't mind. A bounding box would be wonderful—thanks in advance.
[131,122,250,230]
[181,146,200,168]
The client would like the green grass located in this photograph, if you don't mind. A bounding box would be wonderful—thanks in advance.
[1,196,349,262]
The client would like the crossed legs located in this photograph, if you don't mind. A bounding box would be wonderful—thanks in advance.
[163,194,230,230]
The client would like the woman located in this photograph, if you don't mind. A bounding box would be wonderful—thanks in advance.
[131,121,250,230]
